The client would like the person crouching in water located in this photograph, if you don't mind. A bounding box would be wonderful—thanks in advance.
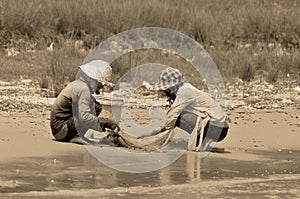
[50,60,118,144]
[149,67,229,152]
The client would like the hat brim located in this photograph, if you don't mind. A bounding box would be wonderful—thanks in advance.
[79,60,112,82]
[150,82,182,91]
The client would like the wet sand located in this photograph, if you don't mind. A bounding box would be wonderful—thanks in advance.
[0,107,299,198]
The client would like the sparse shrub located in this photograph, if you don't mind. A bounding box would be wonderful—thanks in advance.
[266,69,279,83]
[39,76,49,89]
[240,63,254,82]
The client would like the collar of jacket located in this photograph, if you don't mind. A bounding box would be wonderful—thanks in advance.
[77,76,94,93]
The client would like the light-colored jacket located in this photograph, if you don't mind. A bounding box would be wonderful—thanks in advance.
[164,83,226,130]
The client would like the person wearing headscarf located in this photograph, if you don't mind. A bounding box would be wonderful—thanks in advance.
[50,60,118,144]
[149,67,229,151]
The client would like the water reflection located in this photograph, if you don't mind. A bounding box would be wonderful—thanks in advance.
[0,151,202,193]
[186,152,201,182]
[0,149,299,193]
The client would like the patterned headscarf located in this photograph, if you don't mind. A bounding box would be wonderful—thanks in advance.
[151,67,184,90]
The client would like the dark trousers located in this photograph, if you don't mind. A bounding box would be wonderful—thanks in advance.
[175,112,228,142]
[54,100,102,142]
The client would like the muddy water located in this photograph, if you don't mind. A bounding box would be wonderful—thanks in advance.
[0,149,299,195]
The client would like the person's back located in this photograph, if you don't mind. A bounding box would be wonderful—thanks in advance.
[50,82,74,135]
[177,83,226,124]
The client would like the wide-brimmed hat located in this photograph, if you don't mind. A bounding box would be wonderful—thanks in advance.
[79,60,112,85]
[151,67,184,91]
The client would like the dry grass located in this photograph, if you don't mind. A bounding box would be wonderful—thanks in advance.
[1,0,299,47]
[0,0,299,95]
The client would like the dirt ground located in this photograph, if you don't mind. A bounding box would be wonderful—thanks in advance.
[0,103,299,198]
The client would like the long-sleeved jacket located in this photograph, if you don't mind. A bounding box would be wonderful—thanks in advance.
[50,78,101,135]
[164,83,226,130]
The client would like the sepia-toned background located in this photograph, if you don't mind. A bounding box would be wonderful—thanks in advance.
[0,0,299,198]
